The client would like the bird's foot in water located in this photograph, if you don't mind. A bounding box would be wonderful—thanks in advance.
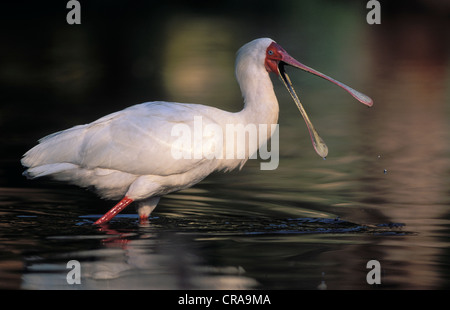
[139,214,150,225]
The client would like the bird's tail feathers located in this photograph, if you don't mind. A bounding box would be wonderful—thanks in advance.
[22,163,78,179]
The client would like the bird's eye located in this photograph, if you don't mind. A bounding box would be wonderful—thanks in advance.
[268,50,274,55]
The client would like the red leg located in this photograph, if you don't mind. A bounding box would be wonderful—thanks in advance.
[139,214,149,225]
[94,196,134,225]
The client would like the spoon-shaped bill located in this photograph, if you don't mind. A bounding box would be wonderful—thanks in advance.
[281,52,373,107]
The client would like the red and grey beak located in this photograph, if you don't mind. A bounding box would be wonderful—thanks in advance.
[265,41,373,158]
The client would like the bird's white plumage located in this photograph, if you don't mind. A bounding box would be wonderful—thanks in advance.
[22,38,280,204]
[22,37,374,224]
[23,102,244,199]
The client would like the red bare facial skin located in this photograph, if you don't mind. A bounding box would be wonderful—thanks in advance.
[264,42,285,74]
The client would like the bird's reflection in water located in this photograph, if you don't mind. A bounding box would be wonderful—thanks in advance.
[21,219,258,290]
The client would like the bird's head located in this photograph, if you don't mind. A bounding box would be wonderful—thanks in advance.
[240,38,373,158]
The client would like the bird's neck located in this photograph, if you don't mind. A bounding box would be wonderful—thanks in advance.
[237,68,280,126]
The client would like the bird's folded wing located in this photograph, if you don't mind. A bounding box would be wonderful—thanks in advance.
[22,102,227,177]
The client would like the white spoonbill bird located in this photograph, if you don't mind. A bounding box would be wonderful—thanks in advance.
[22,38,373,225]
